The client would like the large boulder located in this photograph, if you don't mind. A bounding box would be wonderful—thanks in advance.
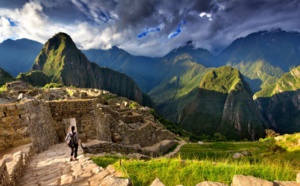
[150,177,165,186]
[195,181,227,186]
[274,181,300,186]
[232,175,273,186]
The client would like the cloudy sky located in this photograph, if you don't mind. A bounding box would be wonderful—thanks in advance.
[0,0,300,56]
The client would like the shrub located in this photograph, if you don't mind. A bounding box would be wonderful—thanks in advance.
[43,83,63,89]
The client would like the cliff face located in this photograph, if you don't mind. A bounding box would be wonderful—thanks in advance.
[32,33,151,106]
[255,66,300,134]
[180,66,265,140]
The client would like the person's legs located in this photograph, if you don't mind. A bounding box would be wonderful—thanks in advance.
[70,147,74,161]
[74,144,78,159]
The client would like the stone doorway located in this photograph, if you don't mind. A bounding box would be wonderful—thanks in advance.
[63,118,77,137]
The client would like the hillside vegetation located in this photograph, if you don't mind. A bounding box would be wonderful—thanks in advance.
[180,66,265,140]
[92,133,299,185]
[0,68,15,86]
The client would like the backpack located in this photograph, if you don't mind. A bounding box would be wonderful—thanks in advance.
[66,132,76,148]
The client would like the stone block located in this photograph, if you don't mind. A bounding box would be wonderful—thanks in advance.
[12,138,31,147]
[2,116,19,123]
[0,111,5,118]
[60,174,73,185]
[6,104,16,111]
[150,177,165,186]
[232,175,273,186]
[274,181,300,186]
[16,104,27,110]
[0,106,7,112]
[16,127,29,136]
[100,175,131,186]
[5,110,20,117]
[88,170,110,185]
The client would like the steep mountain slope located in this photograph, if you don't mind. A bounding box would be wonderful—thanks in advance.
[148,52,210,122]
[180,66,266,140]
[216,29,300,92]
[0,68,15,86]
[0,39,42,76]
[255,66,300,133]
[83,47,159,92]
[31,32,152,105]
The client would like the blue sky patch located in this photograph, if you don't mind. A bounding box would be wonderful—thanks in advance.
[138,27,161,38]
[168,21,186,39]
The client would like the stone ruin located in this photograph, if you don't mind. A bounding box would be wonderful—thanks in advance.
[0,81,176,185]
[0,81,176,156]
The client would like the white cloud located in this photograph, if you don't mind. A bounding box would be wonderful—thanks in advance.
[199,12,212,21]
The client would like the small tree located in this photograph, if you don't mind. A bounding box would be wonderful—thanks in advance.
[265,129,279,138]
[213,132,227,141]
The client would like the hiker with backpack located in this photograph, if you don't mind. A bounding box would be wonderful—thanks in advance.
[65,126,79,161]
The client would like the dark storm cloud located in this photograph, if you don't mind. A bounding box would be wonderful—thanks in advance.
[1,0,300,56]
[0,0,29,9]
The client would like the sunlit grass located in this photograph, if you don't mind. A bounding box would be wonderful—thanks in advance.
[92,155,296,186]
[91,138,300,185]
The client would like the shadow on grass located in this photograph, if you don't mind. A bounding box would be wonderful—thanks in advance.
[91,156,120,168]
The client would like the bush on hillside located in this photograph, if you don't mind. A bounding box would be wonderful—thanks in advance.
[43,83,63,89]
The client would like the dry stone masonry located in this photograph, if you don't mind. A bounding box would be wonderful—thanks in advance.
[0,82,176,185]
[0,82,176,156]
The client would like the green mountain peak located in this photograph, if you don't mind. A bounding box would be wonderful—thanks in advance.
[180,66,265,140]
[199,66,245,94]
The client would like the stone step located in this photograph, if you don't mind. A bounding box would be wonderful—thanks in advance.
[19,143,131,186]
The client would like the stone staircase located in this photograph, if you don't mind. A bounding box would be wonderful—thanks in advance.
[1,143,131,186]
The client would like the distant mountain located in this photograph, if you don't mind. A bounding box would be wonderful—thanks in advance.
[30,32,152,106]
[84,43,213,121]
[83,42,213,93]
[0,68,15,86]
[180,66,266,140]
[255,66,300,134]
[217,29,300,92]
[83,47,159,92]
[148,48,210,122]
[0,39,43,77]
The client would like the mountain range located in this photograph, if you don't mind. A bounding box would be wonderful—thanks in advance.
[0,29,300,140]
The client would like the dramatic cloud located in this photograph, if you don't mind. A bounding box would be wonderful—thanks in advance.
[1,0,300,56]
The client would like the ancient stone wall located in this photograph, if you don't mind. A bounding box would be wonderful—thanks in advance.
[48,99,107,142]
[0,100,58,153]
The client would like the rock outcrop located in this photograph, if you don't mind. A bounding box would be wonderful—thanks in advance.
[180,66,266,140]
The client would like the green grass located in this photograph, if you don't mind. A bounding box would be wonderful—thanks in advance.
[179,142,268,160]
[92,155,296,186]
[91,139,299,185]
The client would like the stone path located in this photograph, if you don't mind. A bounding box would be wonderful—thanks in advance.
[19,143,130,186]
[163,140,187,158]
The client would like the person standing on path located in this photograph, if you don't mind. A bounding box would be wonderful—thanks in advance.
[65,126,79,161]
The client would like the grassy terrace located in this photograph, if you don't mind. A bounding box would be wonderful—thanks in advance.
[92,139,300,185]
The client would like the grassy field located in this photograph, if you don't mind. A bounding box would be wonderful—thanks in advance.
[92,138,300,185]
